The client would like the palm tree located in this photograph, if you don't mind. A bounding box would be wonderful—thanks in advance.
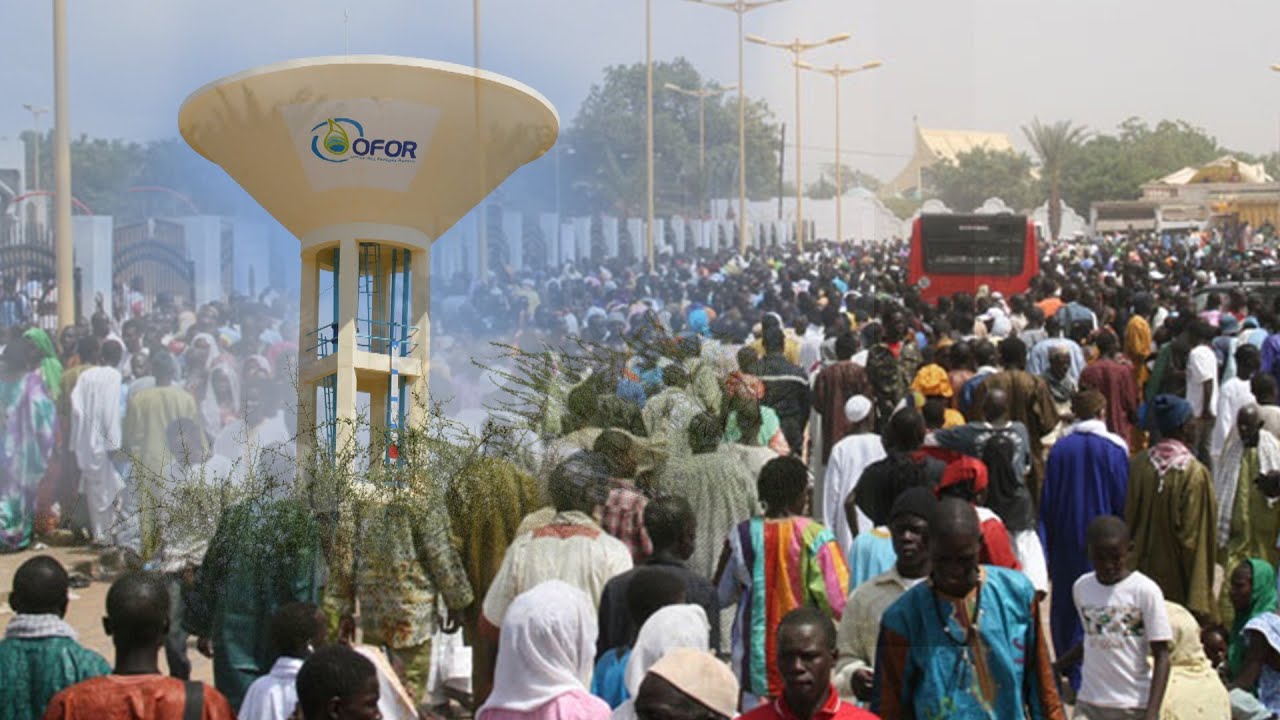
[1022,118,1089,241]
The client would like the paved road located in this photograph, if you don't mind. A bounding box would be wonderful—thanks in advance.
[0,545,213,684]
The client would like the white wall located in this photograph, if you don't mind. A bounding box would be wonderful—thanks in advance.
[178,216,224,307]
[230,220,270,298]
[73,215,113,312]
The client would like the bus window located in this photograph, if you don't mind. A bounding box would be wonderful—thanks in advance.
[909,213,1038,302]
[919,216,1025,276]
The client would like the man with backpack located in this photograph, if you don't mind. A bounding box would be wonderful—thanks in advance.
[972,336,1059,506]
[928,387,1048,595]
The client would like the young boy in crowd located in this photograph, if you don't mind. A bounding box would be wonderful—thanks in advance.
[1056,515,1171,720]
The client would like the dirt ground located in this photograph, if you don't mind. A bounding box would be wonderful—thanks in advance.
[0,544,213,684]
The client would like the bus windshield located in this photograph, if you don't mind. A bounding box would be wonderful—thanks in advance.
[919,214,1026,277]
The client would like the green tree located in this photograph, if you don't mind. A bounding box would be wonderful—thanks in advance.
[567,58,780,217]
[805,163,881,199]
[806,174,837,200]
[20,131,249,220]
[883,195,923,220]
[924,147,1036,213]
[1059,118,1222,212]
[1022,118,1088,240]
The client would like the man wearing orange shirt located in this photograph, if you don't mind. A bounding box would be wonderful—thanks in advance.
[1036,279,1064,319]
[42,572,234,720]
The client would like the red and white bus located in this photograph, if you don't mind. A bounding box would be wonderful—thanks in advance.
[907,213,1040,303]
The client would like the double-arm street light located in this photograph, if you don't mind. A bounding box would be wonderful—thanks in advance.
[796,59,882,244]
[22,104,50,195]
[747,31,851,251]
[665,81,736,219]
[685,0,788,255]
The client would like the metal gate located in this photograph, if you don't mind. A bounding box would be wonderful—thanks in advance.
[113,219,195,313]
[0,219,79,325]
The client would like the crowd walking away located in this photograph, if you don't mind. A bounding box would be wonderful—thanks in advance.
[11,225,1280,718]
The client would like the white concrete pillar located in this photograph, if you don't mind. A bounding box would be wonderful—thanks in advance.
[574,217,591,261]
[72,215,114,314]
[503,211,523,270]
[603,216,619,258]
[176,216,222,307]
[539,213,559,268]
[560,222,575,265]
[232,220,270,298]
[626,218,644,259]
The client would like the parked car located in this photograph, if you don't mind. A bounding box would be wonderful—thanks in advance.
[1193,281,1280,311]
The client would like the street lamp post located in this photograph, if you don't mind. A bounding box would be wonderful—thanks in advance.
[747,31,851,251]
[22,104,50,194]
[665,81,736,219]
[686,0,787,256]
[796,59,882,245]
[645,0,655,272]
[52,0,73,329]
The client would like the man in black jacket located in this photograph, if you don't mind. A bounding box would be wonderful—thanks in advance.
[758,326,812,454]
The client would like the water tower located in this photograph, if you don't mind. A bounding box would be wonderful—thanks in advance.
[179,56,558,460]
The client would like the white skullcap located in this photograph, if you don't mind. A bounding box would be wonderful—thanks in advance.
[844,395,873,423]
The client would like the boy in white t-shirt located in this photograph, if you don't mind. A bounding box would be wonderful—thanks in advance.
[1056,515,1172,720]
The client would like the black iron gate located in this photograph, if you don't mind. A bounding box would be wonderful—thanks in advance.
[113,220,195,313]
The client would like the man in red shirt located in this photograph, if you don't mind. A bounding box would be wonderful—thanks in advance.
[42,572,235,720]
[740,607,878,720]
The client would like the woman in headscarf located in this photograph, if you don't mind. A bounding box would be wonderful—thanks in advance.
[609,604,711,720]
[184,332,219,398]
[1227,559,1278,679]
[1161,601,1231,720]
[722,393,789,457]
[187,333,238,439]
[1230,604,1280,714]
[477,580,611,720]
[0,336,57,551]
[23,328,63,401]
[242,355,273,383]
[22,328,66,534]
[201,363,241,439]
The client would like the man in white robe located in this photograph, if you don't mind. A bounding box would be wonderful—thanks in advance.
[70,340,125,545]
[822,395,885,556]
[1211,344,1260,476]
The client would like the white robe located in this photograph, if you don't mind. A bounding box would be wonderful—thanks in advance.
[1211,377,1255,467]
[822,434,887,556]
[213,411,291,486]
[70,365,124,543]
[237,656,303,720]
[1213,427,1280,547]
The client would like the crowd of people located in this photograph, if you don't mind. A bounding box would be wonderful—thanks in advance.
[7,224,1280,719]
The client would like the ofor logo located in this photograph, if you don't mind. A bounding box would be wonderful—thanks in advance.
[310,117,418,164]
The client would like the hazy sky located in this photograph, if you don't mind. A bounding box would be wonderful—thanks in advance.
[5,0,1280,186]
